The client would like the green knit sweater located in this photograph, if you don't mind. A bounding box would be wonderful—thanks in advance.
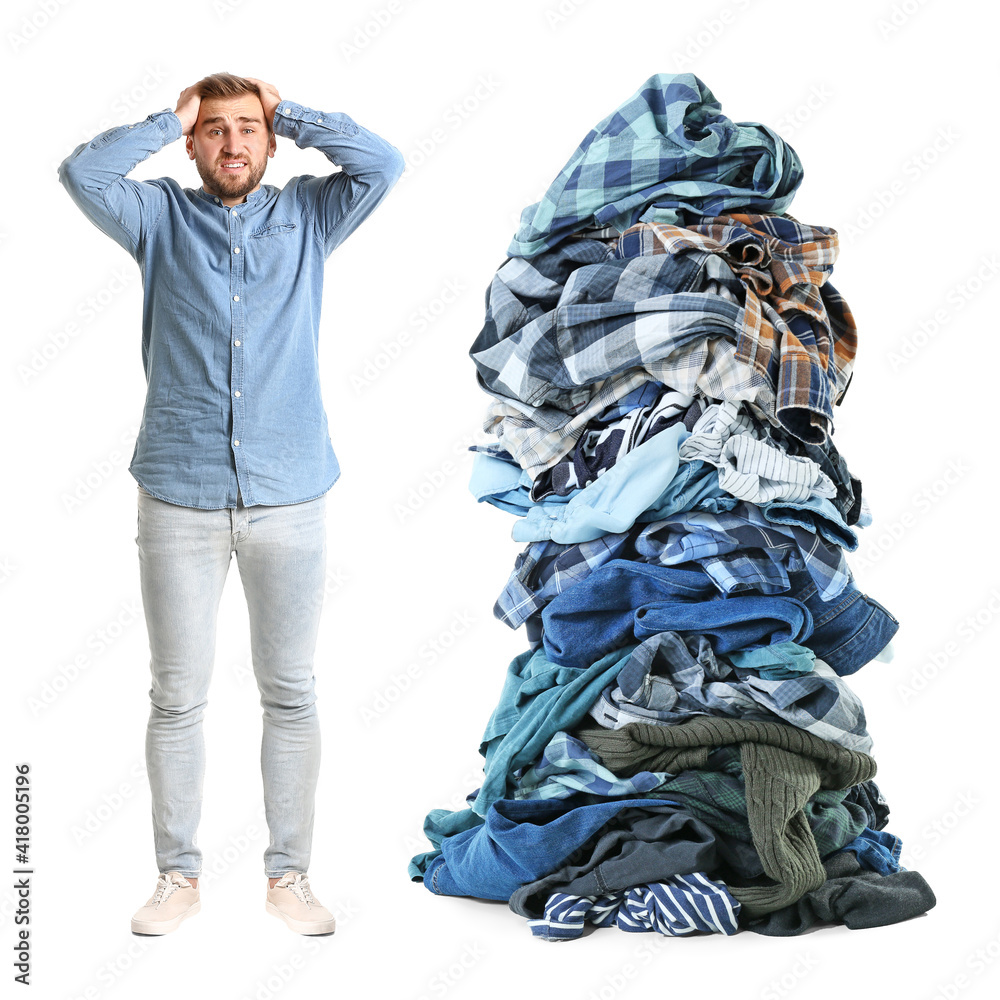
[574,716,877,917]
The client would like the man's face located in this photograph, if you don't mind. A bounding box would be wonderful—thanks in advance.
[186,93,276,204]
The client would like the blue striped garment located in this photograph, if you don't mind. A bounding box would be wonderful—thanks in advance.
[527,874,741,940]
[509,73,803,259]
[679,401,837,504]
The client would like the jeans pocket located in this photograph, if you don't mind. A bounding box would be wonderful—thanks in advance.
[861,594,899,625]
[810,595,900,676]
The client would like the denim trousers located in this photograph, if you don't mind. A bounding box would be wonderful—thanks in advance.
[539,558,897,675]
[135,485,327,878]
[423,796,685,901]
[786,569,898,676]
[540,559,812,668]
[836,826,904,875]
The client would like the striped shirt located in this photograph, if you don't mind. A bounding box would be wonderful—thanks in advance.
[527,875,741,940]
[679,400,837,504]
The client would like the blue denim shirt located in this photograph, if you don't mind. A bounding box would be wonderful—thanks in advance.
[58,102,404,508]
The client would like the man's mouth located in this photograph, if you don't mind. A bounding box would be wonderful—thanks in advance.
[220,160,247,171]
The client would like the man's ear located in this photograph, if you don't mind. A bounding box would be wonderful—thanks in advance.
[185,134,195,160]
[268,131,276,158]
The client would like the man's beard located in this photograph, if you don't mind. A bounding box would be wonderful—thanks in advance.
[194,150,267,199]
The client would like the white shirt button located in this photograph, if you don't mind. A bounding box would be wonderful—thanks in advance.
[234,339,241,347]
[231,209,238,216]
[233,440,240,447]
[234,390,241,397]
[233,246,240,253]
[233,295,240,302]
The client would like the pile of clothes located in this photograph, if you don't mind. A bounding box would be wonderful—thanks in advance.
[409,73,936,940]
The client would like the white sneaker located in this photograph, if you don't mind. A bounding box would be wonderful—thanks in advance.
[266,872,336,935]
[131,872,200,935]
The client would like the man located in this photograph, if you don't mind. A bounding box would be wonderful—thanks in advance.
[58,73,405,936]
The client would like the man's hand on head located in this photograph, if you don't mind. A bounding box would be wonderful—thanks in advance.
[246,78,281,132]
[174,85,202,136]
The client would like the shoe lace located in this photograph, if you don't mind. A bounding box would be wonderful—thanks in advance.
[276,872,316,905]
[152,873,188,905]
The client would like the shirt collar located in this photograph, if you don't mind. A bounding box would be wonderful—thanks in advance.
[195,184,267,208]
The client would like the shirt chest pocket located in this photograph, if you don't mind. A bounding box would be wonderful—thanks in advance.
[250,221,297,238]
[246,221,298,266]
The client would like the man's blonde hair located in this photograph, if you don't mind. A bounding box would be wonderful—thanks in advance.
[194,72,271,131]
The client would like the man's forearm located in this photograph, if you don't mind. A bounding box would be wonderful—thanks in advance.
[58,109,181,253]
[272,101,404,255]
[273,101,404,186]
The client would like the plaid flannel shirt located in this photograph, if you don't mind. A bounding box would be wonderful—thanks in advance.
[587,637,872,753]
[633,503,850,602]
[474,247,776,477]
[508,72,803,258]
[472,239,744,411]
[494,501,850,631]
[615,213,856,442]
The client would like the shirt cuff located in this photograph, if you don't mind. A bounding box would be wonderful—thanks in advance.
[273,100,359,136]
[151,109,184,143]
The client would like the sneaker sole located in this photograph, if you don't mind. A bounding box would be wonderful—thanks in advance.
[266,901,336,935]
[131,900,201,935]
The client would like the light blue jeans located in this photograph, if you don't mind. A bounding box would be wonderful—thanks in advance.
[135,485,327,878]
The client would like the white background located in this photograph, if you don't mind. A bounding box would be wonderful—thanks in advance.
[2,0,997,997]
